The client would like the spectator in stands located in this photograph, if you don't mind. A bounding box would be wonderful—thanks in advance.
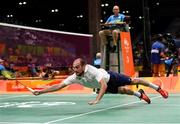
[165,32,180,76]
[151,34,166,77]
[27,63,38,77]
[0,58,5,72]
[0,58,15,79]
[38,65,60,79]
[4,61,16,73]
[93,52,102,68]
[38,66,46,78]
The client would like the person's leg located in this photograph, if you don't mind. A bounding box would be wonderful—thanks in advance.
[112,29,119,46]
[117,86,151,104]
[130,77,168,98]
[159,63,166,76]
[107,71,151,104]
[152,64,159,77]
[172,61,178,76]
[117,86,134,95]
[99,30,111,44]
[111,29,119,52]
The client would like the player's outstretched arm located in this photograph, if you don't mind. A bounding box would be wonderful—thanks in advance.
[33,83,67,95]
[88,79,107,105]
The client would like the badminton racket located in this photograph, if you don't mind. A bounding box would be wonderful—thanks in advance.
[16,80,35,93]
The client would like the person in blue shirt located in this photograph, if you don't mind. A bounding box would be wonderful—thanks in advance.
[0,59,15,79]
[93,52,102,68]
[0,59,5,71]
[151,34,166,77]
[99,5,127,69]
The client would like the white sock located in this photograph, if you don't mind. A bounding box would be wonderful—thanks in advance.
[134,91,141,98]
[148,83,159,90]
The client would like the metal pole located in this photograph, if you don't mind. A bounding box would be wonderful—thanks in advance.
[141,0,152,76]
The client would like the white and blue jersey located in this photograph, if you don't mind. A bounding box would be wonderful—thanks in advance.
[63,64,110,89]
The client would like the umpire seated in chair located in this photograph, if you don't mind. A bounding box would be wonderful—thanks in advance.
[99,5,130,70]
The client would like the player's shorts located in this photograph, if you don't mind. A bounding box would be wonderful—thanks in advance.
[106,71,132,93]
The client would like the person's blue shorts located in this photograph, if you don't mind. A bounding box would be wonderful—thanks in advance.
[106,71,132,93]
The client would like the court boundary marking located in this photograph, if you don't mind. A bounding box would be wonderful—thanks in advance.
[0,94,179,124]
[0,122,179,124]
[0,122,41,124]
[44,96,162,124]
[0,95,29,100]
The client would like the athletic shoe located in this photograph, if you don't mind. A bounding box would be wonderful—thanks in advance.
[157,87,169,99]
[138,89,151,104]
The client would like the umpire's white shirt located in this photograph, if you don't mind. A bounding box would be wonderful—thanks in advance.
[63,64,110,88]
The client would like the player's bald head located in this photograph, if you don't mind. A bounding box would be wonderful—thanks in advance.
[72,58,86,76]
[73,58,86,66]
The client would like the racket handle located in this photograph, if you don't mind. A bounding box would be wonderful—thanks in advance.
[26,87,35,93]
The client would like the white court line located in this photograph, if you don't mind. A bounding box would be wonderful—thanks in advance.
[0,123,179,124]
[0,95,29,100]
[0,122,43,124]
[0,95,43,124]
[45,96,162,124]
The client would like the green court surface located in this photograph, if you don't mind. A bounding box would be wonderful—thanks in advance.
[0,93,180,124]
